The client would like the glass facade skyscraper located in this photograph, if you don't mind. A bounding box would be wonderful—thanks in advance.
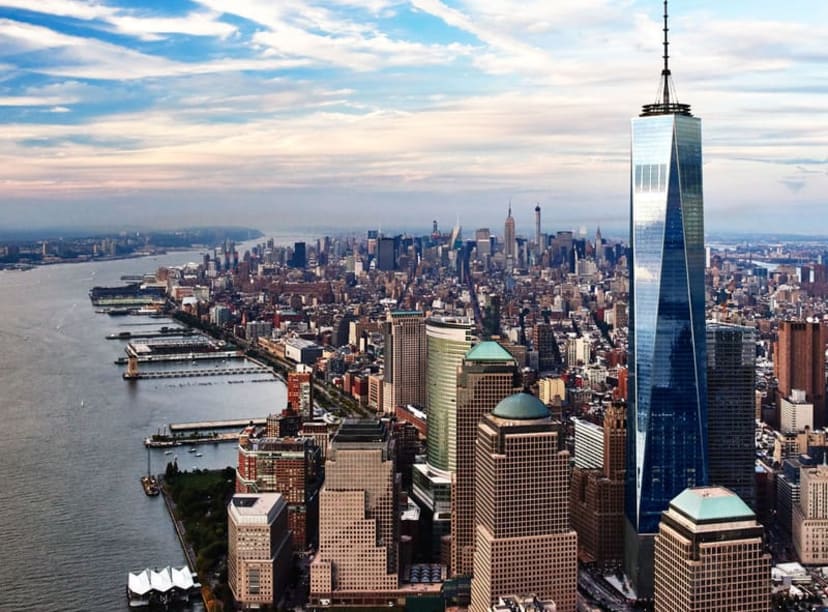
[624,5,708,596]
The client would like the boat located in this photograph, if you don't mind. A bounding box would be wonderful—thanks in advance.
[195,453,203,458]
[141,448,160,496]
[164,450,172,455]
[141,475,160,497]
[188,447,197,453]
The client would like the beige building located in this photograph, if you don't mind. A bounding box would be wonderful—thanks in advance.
[654,487,769,611]
[228,493,292,610]
[538,377,565,406]
[310,419,399,605]
[451,342,522,576]
[382,311,427,413]
[780,389,814,434]
[793,464,828,564]
[470,393,577,612]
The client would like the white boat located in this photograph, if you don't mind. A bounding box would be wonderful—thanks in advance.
[188,447,197,453]
[195,453,203,458]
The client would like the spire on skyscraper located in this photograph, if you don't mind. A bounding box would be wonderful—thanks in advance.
[642,0,691,117]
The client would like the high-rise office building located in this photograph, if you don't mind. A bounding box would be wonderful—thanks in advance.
[470,393,577,612]
[451,342,521,576]
[382,311,427,413]
[707,322,757,509]
[425,316,474,472]
[377,236,396,271]
[503,204,516,260]
[228,493,292,609]
[291,241,306,268]
[411,316,473,558]
[775,320,826,428]
[654,487,769,612]
[310,420,399,605]
[533,323,559,373]
[625,4,708,597]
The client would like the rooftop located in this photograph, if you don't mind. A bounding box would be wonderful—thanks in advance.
[465,341,514,363]
[670,486,755,523]
[491,392,549,421]
[333,418,388,444]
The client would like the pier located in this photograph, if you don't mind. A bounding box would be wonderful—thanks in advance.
[169,418,267,432]
[114,350,242,365]
[144,431,241,447]
[107,329,194,340]
[123,366,269,380]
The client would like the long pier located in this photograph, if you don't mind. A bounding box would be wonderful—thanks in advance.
[114,350,242,365]
[169,418,267,432]
[144,432,241,446]
[123,366,269,380]
[106,329,194,340]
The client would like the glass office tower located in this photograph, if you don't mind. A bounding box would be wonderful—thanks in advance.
[624,38,708,595]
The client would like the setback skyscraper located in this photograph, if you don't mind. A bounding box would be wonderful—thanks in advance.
[625,2,708,597]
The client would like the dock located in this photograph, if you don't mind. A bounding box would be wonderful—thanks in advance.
[169,418,267,432]
[144,431,241,447]
[107,329,194,340]
[123,366,269,380]
[114,350,242,365]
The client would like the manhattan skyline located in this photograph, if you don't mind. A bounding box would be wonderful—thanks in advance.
[0,1,826,233]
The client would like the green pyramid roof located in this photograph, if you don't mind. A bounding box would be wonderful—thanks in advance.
[491,392,549,420]
[670,487,755,523]
[465,341,514,362]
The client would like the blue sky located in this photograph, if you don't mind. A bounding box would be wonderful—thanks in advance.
[0,0,826,235]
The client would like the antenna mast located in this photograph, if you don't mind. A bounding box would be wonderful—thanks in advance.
[661,0,670,106]
[640,0,692,117]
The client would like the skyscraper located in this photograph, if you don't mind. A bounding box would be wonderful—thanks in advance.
[503,204,515,260]
[470,393,577,611]
[228,493,292,609]
[707,322,757,508]
[534,203,542,256]
[451,342,522,576]
[625,3,708,597]
[570,403,626,565]
[774,320,827,428]
[412,316,472,557]
[425,316,474,472]
[654,487,769,612]
[310,420,399,605]
[382,311,427,413]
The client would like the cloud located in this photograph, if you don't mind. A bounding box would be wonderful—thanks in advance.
[0,0,237,40]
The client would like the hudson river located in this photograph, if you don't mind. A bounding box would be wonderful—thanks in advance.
[0,249,286,611]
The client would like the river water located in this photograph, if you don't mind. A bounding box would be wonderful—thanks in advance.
[0,249,288,611]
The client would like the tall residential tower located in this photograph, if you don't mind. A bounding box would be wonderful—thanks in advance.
[625,2,708,597]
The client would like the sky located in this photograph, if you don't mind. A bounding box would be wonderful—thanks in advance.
[0,0,826,237]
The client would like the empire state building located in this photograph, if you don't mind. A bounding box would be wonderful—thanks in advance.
[624,1,708,597]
